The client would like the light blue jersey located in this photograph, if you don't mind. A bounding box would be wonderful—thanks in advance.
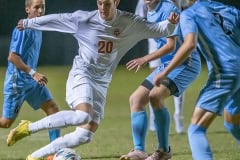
[182,1,240,159]
[147,0,180,62]
[3,28,52,119]
[4,28,41,93]
[144,0,201,96]
[181,0,240,115]
[201,0,240,46]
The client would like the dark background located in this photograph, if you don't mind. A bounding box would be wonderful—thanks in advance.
[0,0,240,66]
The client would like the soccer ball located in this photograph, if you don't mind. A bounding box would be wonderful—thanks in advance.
[53,148,81,160]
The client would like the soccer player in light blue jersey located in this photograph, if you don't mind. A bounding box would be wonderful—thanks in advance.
[135,0,186,134]
[153,0,240,159]
[121,0,201,160]
[201,0,240,46]
[1,0,60,157]
[6,0,179,160]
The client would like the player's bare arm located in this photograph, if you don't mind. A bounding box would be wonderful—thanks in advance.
[153,33,196,86]
[126,36,175,72]
[8,52,48,86]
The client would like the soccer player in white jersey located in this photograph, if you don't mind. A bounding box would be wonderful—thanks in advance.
[153,0,240,159]
[6,0,179,160]
[121,0,201,159]
[1,1,60,159]
[135,0,186,134]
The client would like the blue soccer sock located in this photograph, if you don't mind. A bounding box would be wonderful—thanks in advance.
[48,129,61,142]
[131,111,148,151]
[224,121,240,144]
[188,124,212,160]
[153,107,170,152]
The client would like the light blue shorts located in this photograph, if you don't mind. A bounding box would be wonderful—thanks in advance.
[197,72,240,115]
[145,57,201,96]
[3,82,52,119]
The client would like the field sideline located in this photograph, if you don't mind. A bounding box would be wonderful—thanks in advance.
[0,65,239,160]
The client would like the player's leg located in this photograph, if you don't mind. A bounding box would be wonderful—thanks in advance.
[26,85,61,143]
[188,107,216,160]
[7,106,92,146]
[27,75,107,159]
[146,83,172,160]
[0,93,25,128]
[40,100,61,143]
[29,121,97,159]
[188,73,237,160]
[149,84,171,153]
[7,74,94,146]
[173,93,185,134]
[120,85,150,160]
[224,89,240,144]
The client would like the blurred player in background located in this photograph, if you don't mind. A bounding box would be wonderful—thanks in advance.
[120,0,201,159]
[153,0,240,159]
[1,0,60,159]
[135,0,185,134]
[6,0,179,160]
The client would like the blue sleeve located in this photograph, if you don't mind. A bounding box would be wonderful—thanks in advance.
[9,28,25,56]
[180,11,198,38]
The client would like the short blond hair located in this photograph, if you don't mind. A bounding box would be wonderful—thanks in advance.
[25,0,33,7]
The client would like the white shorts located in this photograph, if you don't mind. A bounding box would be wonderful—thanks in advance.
[148,38,160,69]
[65,68,109,124]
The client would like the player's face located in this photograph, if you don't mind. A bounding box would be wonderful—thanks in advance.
[144,0,159,9]
[97,0,119,21]
[25,0,45,18]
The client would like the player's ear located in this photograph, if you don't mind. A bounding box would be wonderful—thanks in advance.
[25,7,30,14]
[114,0,120,7]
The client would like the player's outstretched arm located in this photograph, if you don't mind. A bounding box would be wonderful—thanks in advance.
[17,19,24,31]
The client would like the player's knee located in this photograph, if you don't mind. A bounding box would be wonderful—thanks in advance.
[75,110,92,124]
[0,117,13,128]
[224,121,240,142]
[129,93,140,106]
[129,93,146,111]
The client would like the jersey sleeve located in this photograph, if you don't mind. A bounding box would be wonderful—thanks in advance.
[133,16,177,40]
[180,11,198,38]
[23,10,85,34]
[9,28,24,55]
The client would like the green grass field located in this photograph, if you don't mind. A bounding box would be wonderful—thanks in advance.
[0,65,239,160]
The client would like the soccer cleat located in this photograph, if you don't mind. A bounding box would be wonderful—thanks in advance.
[173,114,184,134]
[47,155,54,160]
[26,154,46,160]
[145,148,172,160]
[120,150,148,160]
[7,120,31,146]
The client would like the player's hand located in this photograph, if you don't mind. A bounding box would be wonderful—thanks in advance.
[126,57,147,72]
[153,71,167,86]
[17,19,24,31]
[32,72,48,86]
[168,12,179,24]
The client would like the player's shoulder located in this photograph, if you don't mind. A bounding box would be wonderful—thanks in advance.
[72,9,98,20]
[117,9,145,23]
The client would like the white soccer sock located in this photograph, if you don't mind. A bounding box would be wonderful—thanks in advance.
[31,127,93,158]
[148,104,155,131]
[173,93,185,116]
[29,110,91,133]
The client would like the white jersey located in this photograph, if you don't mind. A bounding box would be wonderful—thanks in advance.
[23,9,175,83]
[23,9,175,120]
